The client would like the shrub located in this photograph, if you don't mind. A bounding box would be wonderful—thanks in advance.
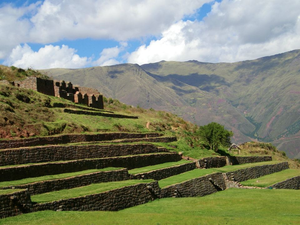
[198,122,233,152]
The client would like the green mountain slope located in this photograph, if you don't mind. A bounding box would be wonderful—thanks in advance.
[42,50,300,158]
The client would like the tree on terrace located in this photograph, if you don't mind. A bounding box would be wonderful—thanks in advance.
[199,122,233,152]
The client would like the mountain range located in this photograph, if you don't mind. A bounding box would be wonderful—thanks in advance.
[42,50,300,159]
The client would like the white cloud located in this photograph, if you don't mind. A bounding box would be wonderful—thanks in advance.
[28,0,210,42]
[94,43,127,66]
[5,44,90,69]
[128,0,300,64]
[0,0,211,59]
[0,2,37,58]
[0,0,210,60]
[2,0,300,67]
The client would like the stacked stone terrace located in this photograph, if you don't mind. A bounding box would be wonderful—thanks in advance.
[13,77,104,109]
[0,132,294,219]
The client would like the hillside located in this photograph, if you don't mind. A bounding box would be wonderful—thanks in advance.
[0,64,299,225]
[42,50,300,158]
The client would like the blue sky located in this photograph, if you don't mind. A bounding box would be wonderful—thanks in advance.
[0,0,300,69]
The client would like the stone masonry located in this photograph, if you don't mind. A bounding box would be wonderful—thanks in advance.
[13,77,104,109]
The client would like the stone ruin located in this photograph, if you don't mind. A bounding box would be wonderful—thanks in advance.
[12,77,104,109]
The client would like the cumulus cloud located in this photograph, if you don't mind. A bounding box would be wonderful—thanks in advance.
[5,44,90,69]
[29,0,210,41]
[128,0,300,64]
[0,2,38,58]
[94,42,128,66]
[0,0,210,60]
[2,0,300,68]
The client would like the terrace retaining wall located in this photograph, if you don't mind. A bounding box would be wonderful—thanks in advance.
[131,162,196,180]
[32,181,160,212]
[226,162,289,182]
[197,156,273,168]
[0,153,181,182]
[160,173,226,198]
[0,162,292,219]
[228,156,272,165]
[0,132,161,149]
[1,169,130,195]
[0,190,31,219]
[269,176,300,190]
[0,144,169,166]
[198,157,227,168]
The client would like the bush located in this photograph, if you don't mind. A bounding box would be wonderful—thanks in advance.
[198,122,233,152]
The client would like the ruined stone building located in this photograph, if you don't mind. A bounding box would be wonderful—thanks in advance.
[13,77,104,109]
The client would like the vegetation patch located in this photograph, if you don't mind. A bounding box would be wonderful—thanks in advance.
[0,189,25,195]
[241,169,300,187]
[129,160,191,174]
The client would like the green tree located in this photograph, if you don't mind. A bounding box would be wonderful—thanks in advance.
[199,122,233,152]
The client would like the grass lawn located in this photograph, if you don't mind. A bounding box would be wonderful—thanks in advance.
[129,159,191,174]
[31,180,154,203]
[159,161,282,188]
[2,189,299,225]
[0,189,25,195]
[241,169,300,187]
[0,168,121,188]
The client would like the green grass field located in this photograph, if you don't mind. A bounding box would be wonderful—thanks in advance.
[128,160,191,174]
[241,169,300,187]
[0,189,25,195]
[1,189,299,225]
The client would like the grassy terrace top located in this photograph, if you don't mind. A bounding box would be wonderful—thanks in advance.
[129,160,191,174]
[240,169,300,187]
[159,161,283,188]
[0,168,122,188]
[0,189,26,195]
[0,140,170,150]
[31,180,154,203]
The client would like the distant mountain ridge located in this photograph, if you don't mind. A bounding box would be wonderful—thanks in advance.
[42,50,300,159]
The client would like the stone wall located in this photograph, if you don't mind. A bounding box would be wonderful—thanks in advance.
[32,181,160,212]
[161,173,226,198]
[0,132,161,149]
[14,77,55,97]
[226,162,289,182]
[198,157,227,168]
[197,156,273,168]
[13,77,104,109]
[0,152,181,182]
[0,143,169,166]
[1,169,130,195]
[0,80,10,85]
[269,176,300,190]
[0,190,31,219]
[54,80,104,109]
[131,162,196,180]
[228,156,272,165]
[14,77,38,91]
[36,78,55,96]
